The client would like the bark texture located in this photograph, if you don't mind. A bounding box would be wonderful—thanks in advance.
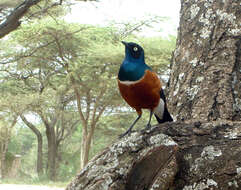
[66,127,178,190]
[66,121,241,190]
[168,0,241,121]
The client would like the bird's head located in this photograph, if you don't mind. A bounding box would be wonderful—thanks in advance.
[119,41,151,81]
[121,41,145,63]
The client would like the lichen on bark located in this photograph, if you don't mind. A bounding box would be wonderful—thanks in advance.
[66,131,178,190]
[168,0,241,122]
[66,121,241,190]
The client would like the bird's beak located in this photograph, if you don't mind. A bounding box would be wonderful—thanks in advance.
[121,41,128,46]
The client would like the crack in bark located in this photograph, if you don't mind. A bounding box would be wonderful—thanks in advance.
[147,150,177,190]
[208,88,220,120]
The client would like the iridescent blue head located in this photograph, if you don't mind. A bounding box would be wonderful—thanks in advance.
[118,41,151,81]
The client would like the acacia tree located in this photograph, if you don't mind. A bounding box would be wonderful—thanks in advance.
[20,114,43,176]
[0,25,81,179]
[45,25,123,169]
[0,19,120,176]
[0,111,17,178]
[0,66,80,180]
[0,0,98,39]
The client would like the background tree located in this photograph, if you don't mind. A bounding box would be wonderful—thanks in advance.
[0,20,82,180]
[0,111,17,179]
[0,66,80,180]
[20,115,44,176]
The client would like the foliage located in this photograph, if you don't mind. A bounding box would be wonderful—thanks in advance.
[8,124,39,174]
[0,16,176,181]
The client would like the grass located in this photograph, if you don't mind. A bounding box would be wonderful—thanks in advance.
[0,178,68,188]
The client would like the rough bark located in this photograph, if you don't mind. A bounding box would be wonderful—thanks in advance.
[20,115,43,176]
[66,121,241,190]
[168,0,241,121]
[66,125,178,190]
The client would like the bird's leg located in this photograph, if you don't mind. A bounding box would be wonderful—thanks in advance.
[145,110,153,130]
[119,113,142,138]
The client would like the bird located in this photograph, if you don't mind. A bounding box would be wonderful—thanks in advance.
[118,41,173,138]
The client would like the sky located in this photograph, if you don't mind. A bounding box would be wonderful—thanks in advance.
[66,0,181,37]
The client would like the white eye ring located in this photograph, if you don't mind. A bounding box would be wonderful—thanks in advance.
[133,47,138,51]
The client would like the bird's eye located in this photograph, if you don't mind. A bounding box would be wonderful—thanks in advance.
[133,47,138,52]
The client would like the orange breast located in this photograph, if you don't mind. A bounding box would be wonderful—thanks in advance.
[118,70,161,112]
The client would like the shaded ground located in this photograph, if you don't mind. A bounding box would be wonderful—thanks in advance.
[0,184,64,190]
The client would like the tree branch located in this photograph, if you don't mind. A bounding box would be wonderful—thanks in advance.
[20,114,42,137]
[69,74,87,135]
[0,0,67,39]
[88,87,106,138]
[0,0,42,39]
[0,27,88,65]
[85,90,91,124]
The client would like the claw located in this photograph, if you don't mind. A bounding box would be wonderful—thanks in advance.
[145,123,152,130]
[119,130,132,139]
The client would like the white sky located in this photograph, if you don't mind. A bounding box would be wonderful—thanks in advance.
[66,0,180,37]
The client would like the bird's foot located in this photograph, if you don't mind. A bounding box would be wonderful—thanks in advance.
[145,123,152,130]
[140,124,152,133]
[119,129,132,139]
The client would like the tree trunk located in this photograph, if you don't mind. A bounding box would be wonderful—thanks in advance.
[0,117,17,179]
[168,0,241,122]
[6,155,21,178]
[46,125,57,181]
[70,76,91,170]
[66,121,241,190]
[80,134,91,170]
[20,115,43,176]
[80,122,101,169]
[0,142,7,178]
[36,137,43,176]
[66,125,178,190]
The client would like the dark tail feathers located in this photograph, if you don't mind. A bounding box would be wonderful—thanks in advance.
[155,88,173,123]
[155,106,173,123]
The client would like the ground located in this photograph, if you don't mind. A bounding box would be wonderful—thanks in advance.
[0,184,64,190]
